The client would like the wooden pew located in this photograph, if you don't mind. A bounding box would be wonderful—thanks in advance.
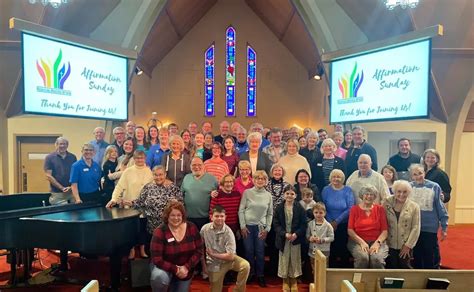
[312,250,474,292]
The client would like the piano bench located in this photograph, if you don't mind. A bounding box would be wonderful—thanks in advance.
[130,258,151,288]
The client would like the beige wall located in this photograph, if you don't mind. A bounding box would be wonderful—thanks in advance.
[0,110,7,194]
[5,116,108,194]
[454,132,474,224]
[128,0,328,131]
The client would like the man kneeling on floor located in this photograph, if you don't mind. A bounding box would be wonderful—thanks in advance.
[201,205,250,292]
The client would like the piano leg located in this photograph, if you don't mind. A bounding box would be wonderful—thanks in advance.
[59,250,68,271]
[9,249,17,285]
[109,252,121,291]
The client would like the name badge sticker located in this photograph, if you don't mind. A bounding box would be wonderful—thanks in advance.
[317,163,322,167]
[83,168,89,172]
[167,237,175,243]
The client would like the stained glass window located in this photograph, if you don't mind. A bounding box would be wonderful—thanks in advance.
[247,43,257,117]
[225,26,236,116]
[204,43,215,116]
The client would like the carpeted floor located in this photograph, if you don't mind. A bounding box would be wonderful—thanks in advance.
[1,225,472,291]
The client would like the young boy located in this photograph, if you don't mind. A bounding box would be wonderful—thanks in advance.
[306,203,334,272]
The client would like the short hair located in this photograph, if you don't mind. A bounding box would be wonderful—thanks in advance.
[283,184,297,193]
[392,180,412,194]
[82,143,94,151]
[133,150,146,158]
[317,128,327,134]
[168,123,178,129]
[351,125,365,134]
[408,163,425,176]
[306,131,319,141]
[252,170,268,182]
[188,121,198,127]
[168,135,184,151]
[249,122,263,132]
[358,184,379,199]
[269,127,282,135]
[381,165,398,183]
[93,127,105,134]
[161,201,186,224]
[320,138,336,154]
[358,154,372,163]
[329,169,345,182]
[398,137,411,147]
[202,121,213,127]
[343,130,352,137]
[211,204,226,214]
[422,149,441,168]
[237,126,247,134]
[332,131,344,139]
[220,120,230,127]
[285,139,300,151]
[247,131,263,145]
[238,160,251,170]
[152,165,166,173]
[270,163,286,178]
[301,187,314,199]
[212,141,224,153]
[113,127,125,135]
[55,137,69,145]
[159,127,170,135]
[312,202,326,213]
[220,174,235,186]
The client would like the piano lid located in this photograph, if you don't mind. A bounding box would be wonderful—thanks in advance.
[20,207,140,223]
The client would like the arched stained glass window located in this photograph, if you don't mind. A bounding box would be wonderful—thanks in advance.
[225,26,236,116]
[204,43,215,116]
[247,43,257,117]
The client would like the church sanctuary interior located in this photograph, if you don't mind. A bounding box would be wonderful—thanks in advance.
[0,0,473,291]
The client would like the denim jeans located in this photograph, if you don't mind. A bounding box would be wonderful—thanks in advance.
[242,224,266,277]
[150,264,192,292]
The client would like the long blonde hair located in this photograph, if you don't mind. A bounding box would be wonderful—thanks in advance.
[102,145,118,167]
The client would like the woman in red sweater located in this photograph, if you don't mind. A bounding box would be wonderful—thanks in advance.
[347,184,388,268]
[209,174,241,233]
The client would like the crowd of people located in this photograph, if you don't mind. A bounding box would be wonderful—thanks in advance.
[43,120,451,291]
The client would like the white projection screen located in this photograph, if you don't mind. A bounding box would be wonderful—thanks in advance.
[329,39,431,124]
[22,32,128,121]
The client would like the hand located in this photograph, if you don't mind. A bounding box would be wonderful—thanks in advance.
[62,187,71,193]
[330,221,338,230]
[176,265,188,279]
[399,245,411,259]
[290,233,297,242]
[210,190,219,198]
[235,230,242,240]
[359,241,370,253]
[440,192,445,202]
[206,248,217,258]
[122,200,133,207]
[314,237,322,244]
[241,227,249,239]
[286,233,292,240]
[74,198,83,204]
[369,241,380,255]
[106,200,117,208]
[258,230,268,240]
[441,231,447,241]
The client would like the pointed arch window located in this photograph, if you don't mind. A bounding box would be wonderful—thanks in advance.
[247,43,257,117]
[204,43,215,116]
[225,26,236,116]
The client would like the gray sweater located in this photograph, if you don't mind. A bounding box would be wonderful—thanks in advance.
[238,186,273,232]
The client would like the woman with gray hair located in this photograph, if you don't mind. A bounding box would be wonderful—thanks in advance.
[383,180,420,268]
[161,135,191,187]
[311,138,346,192]
[299,131,320,166]
[347,184,389,268]
[239,132,273,176]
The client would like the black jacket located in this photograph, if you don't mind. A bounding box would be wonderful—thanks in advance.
[311,155,346,192]
[239,151,273,175]
[273,202,308,251]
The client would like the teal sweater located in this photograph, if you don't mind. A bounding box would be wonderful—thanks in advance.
[181,173,218,218]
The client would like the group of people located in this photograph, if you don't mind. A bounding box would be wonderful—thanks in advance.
[42,119,451,291]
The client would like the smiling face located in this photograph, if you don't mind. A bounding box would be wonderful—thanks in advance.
[398,139,411,155]
[82,146,95,160]
[322,143,334,155]
[352,129,363,145]
[330,171,344,187]
[204,133,214,148]
[313,208,325,221]
[222,176,234,192]
[272,166,283,180]
[239,166,251,179]
[211,211,226,229]
[153,168,166,185]
[135,128,145,142]
[333,135,343,147]
[424,152,438,169]
[284,189,296,204]
[383,168,394,183]
[134,153,146,167]
[287,141,298,155]
[411,168,425,184]
[249,137,261,151]
[170,140,182,154]
[298,137,307,148]
[149,127,158,139]
[297,171,309,186]
[159,130,169,146]
[94,128,105,141]
[362,192,376,206]
[254,175,267,188]
[224,138,234,152]
[194,133,204,147]
[123,140,134,154]
[191,158,204,176]
[394,184,410,204]
[181,131,191,144]
[344,132,352,144]
[168,208,183,228]
[358,156,372,175]
[211,144,222,158]
[270,132,282,147]
[220,122,230,136]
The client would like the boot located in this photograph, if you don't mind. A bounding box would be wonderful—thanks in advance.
[289,277,298,292]
[282,278,290,292]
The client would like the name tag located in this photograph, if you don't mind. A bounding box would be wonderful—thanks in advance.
[317,163,322,167]
[83,168,89,172]
[167,237,175,243]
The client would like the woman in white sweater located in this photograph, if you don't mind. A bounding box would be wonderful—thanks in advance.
[279,139,311,185]
[106,150,153,259]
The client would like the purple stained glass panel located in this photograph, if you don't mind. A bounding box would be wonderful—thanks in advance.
[247,44,256,117]
[226,26,236,116]
[204,43,215,116]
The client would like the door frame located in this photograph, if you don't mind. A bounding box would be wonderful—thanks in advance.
[15,135,60,194]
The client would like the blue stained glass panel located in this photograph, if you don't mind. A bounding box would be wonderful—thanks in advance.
[247,44,257,117]
[226,26,236,116]
[204,43,215,116]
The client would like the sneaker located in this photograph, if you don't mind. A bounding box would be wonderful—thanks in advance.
[202,271,208,280]
[246,275,255,284]
[257,276,266,287]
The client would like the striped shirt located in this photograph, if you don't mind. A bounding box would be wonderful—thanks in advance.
[204,158,230,182]
[210,190,242,232]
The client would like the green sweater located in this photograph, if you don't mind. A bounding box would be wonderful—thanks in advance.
[181,173,218,218]
[238,186,273,232]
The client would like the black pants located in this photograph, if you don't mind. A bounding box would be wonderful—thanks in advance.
[413,231,438,269]
[329,221,352,268]
[386,248,413,269]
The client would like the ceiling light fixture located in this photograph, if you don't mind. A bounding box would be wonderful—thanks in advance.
[28,0,68,8]
[134,67,143,76]
[313,62,325,81]
[384,0,419,10]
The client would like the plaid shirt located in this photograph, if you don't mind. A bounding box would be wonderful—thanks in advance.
[151,222,203,280]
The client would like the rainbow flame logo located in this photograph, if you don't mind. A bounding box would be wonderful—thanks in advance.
[338,62,364,99]
[36,49,71,89]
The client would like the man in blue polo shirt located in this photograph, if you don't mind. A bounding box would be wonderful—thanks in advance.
[70,143,103,204]
[44,137,77,205]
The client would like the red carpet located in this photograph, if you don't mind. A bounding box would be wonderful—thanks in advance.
[1,225,472,291]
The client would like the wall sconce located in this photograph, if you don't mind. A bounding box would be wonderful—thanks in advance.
[134,67,143,76]
[313,62,325,80]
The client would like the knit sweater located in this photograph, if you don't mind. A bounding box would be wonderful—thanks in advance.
[209,189,242,232]
[279,153,311,185]
[322,185,354,224]
[410,179,448,233]
[238,186,273,232]
[346,170,390,204]
[383,196,420,249]
[111,165,153,202]
[306,219,334,255]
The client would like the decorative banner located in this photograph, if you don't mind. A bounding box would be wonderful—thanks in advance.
[330,39,430,124]
[204,43,215,116]
[225,26,236,116]
[247,43,257,117]
[22,33,128,121]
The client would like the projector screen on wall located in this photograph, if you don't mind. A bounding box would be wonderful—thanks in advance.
[22,33,128,121]
[329,39,431,124]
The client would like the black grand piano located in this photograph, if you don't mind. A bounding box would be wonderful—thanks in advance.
[0,193,140,290]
